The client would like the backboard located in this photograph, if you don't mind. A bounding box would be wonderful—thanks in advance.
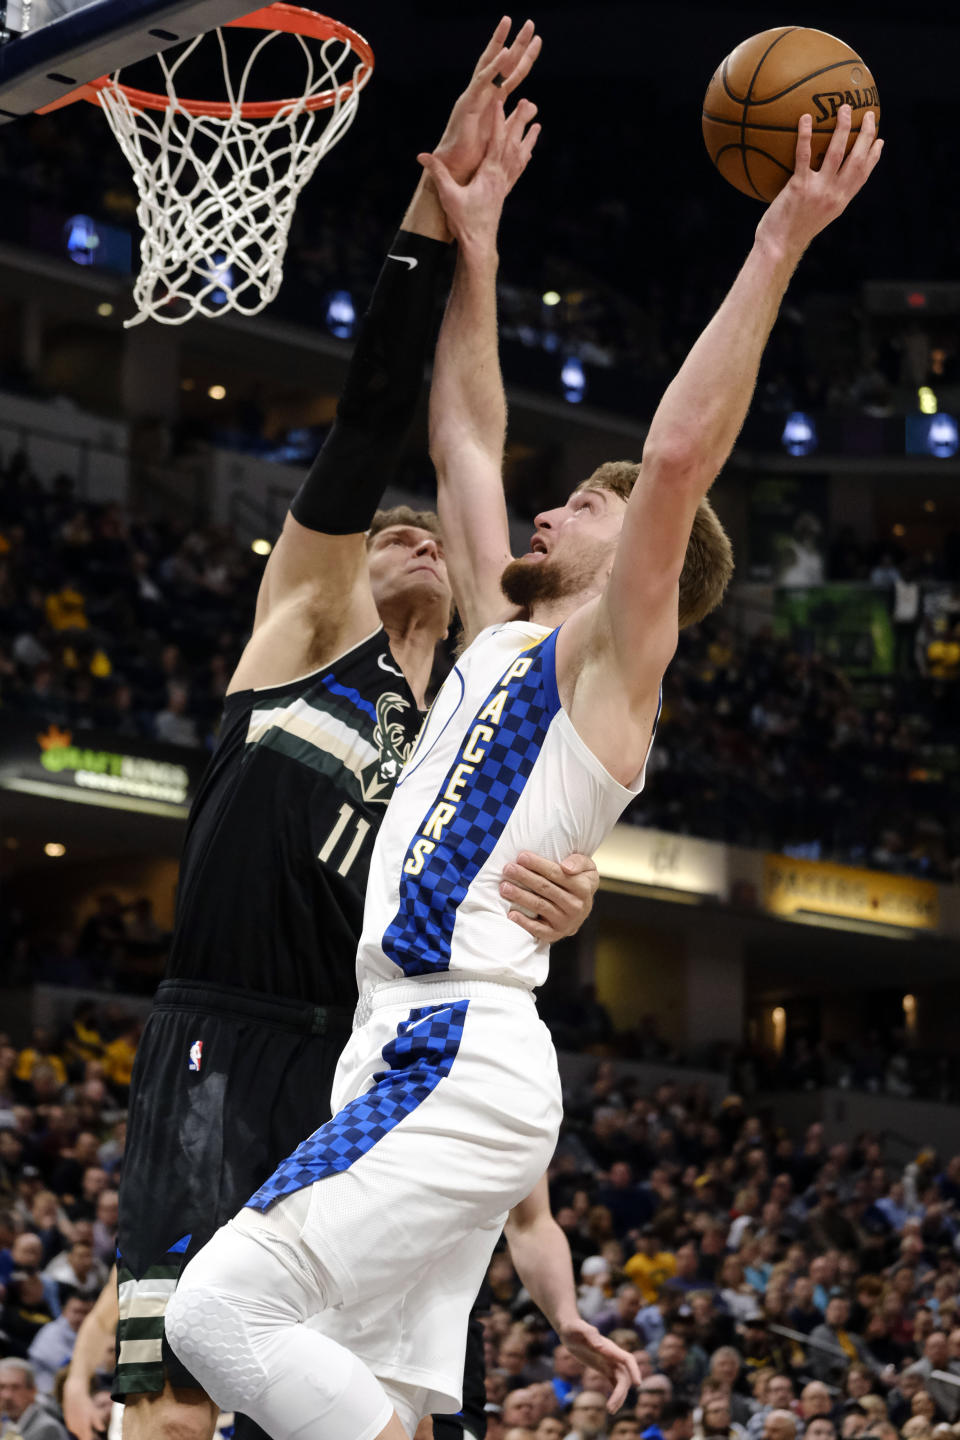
[0,0,256,121]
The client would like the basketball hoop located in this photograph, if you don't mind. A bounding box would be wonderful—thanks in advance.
[55,5,374,326]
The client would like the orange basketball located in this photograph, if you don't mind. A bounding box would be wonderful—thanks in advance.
[702,26,880,202]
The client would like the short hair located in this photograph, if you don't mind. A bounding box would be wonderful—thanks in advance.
[0,1358,35,1387]
[662,1401,693,1427]
[576,461,733,628]
[642,1377,673,1395]
[366,506,441,547]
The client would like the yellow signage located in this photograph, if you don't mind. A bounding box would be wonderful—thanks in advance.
[764,854,939,931]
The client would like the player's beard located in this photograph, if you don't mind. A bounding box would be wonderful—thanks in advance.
[500,540,612,610]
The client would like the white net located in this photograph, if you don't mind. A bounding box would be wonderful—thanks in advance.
[95,18,370,327]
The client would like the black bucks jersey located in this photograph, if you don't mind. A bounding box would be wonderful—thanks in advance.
[165,628,423,1007]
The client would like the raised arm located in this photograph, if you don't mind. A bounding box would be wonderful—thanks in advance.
[561,107,884,778]
[505,1175,640,1410]
[228,19,542,692]
[423,90,541,644]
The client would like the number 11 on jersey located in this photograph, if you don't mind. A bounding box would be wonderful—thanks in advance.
[318,803,371,877]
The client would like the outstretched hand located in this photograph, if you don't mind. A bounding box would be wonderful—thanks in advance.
[758,103,883,258]
[419,98,541,249]
[559,1316,643,1411]
[433,16,542,184]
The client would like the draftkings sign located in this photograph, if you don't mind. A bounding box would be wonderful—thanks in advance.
[0,716,205,817]
[763,853,939,932]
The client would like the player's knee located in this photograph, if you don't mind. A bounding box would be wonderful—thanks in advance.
[165,1281,269,1412]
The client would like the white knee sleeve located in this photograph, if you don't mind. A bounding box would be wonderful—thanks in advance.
[165,1225,393,1440]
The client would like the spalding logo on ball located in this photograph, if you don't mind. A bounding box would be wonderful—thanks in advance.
[702,26,881,202]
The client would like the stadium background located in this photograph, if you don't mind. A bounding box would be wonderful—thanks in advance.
[5,2,960,1436]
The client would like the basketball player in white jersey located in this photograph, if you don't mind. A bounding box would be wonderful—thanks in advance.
[164,83,882,1440]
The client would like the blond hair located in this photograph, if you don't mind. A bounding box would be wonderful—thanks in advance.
[576,460,734,627]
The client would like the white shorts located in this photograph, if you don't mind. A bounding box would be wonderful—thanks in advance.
[233,976,562,1416]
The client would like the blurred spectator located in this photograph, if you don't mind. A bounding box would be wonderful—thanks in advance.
[760,1413,797,1440]
[90,1191,118,1269]
[0,1357,68,1440]
[569,1391,612,1440]
[153,682,200,748]
[0,1273,56,1359]
[40,1240,106,1305]
[13,1036,65,1092]
[101,1021,139,1095]
[910,1333,960,1422]
[808,1295,878,1387]
[643,1399,695,1440]
[26,1294,90,1394]
[626,1229,678,1303]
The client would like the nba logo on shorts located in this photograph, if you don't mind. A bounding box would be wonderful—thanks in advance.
[188,1040,203,1073]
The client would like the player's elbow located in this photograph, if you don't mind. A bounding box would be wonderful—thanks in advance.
[428,417,463,473]
[640,436,705,496]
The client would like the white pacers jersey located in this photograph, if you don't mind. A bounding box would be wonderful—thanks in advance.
[356,620,655,993]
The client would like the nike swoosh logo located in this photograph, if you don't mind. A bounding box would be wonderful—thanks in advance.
[378,654,404,677]
[401,1006,454,1036]
[387,254,418,270]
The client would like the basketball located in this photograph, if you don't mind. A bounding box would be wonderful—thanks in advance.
[702,27,880,202]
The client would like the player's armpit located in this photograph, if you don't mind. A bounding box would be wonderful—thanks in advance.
[251,512,376,621]
[554,596,671,790]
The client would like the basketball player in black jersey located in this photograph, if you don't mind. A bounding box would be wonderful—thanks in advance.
[114,21,598,1440]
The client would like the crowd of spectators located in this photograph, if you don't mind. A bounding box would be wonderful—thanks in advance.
[0,1008,130,1440]
[2,452,960,877]
[478,1067,960,1440]
[631,620,960,882]
[7,1022,960,1440]
[0,450,262,751]
[1,888,169,996]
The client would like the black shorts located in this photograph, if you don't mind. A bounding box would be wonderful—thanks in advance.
[433,1316,488,1440]
[114,979,353,1399]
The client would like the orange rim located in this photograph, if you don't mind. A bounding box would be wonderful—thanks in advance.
[71,4,374,119]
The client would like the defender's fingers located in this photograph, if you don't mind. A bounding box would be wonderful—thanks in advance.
[486,97,508,156]
[499,27,542,95]
[504,97,538,139]
[503,860,570,908]
[560,852,596,876]
[506,910,553,939]
[499,18,536,76]
[472,17,511,79]
[500,886,563,926]
[476,43,512,90]
[514,850,567,884]
[417,151,459,204]
[519,120,542,163]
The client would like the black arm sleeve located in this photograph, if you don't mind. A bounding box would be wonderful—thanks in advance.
[290,229,450,535]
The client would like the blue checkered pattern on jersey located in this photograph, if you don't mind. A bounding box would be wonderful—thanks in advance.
[246,1000,469,1210]
[382,630,562,977]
